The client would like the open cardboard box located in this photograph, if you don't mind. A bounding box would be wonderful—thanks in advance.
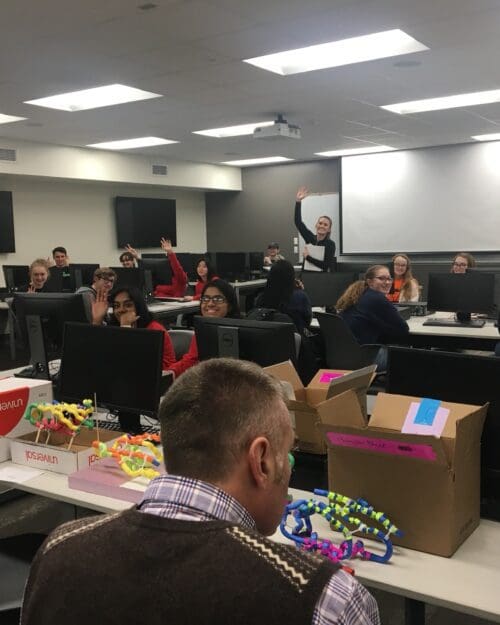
[265,361,376,454]
[10,428,121,475]
[0,377,53,461]
[318,391,488,557]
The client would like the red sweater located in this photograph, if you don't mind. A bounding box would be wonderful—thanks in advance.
[146,320,176,371]
[169,335,199,378]
[193,275,220,300]
[153,252,188,297]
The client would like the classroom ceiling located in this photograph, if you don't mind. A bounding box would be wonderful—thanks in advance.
[2,0,500,166]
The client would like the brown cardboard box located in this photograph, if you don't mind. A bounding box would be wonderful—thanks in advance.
[265,361,376,454]
[318,391,488,556]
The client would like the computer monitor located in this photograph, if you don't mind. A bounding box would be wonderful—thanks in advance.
[58,322,163,417]
[194,315,296,367]
[139,257,172,289]
[71,263,100,288]
[387,346,500,521]
[12,292,89,379]
[110,267,152,293]
[141,253,166,259]
[215,252,246,280]
[248,252,264,272]
[427,272,495,314]
[45,266,76,292]
[2,265,29,291]
[301,272,357,307]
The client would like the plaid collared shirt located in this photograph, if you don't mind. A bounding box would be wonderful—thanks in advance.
[139,475,380,625]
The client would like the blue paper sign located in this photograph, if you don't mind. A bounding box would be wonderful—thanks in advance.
[414,398,441,426]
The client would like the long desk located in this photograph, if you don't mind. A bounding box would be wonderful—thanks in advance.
[147,300,199,325]
[1,461,499,624]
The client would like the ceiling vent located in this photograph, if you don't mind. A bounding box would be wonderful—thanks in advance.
[152,164,167,176]
[0,148,16,162]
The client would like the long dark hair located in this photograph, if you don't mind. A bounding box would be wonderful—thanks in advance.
[261,260,295,310]
[196,257,217,282]
[201,279,241,319]
[108,286,153,328]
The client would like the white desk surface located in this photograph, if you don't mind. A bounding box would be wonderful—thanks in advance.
[1,462,499,622]
[230,279,267,289]
[147,300,200,315]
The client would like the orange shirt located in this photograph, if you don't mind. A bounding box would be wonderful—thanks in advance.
[387,277,404,303]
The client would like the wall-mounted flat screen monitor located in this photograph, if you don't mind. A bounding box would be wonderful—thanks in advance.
[115,196,177,248]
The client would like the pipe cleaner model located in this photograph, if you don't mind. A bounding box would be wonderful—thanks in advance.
[25,399,94,448]
[92,433,163,480]
[280,488,402,564]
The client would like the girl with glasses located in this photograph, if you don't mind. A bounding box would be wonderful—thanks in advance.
[387,253,420,303]
[169,279,241,378]
[451,252,476,274]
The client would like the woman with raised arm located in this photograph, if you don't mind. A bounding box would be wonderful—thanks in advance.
[294,186,336,272]
[153,237,188,298]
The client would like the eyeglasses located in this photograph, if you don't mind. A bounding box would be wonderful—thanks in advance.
[98,277,115,284]
[200,295,227,304]
[374,276,393,282]
[453,262,468,268]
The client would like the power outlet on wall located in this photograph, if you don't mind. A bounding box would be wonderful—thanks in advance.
[294,246,298,254]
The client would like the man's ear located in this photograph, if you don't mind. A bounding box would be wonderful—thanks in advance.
[247,436,273,488]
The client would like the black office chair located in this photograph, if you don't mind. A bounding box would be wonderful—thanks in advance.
[168,329,194,359]
[315,312,381,371]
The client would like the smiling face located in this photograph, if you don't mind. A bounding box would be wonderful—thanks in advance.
[53,252,68,268]
[197,260,208,280]
[94,274,115,294]
[200,285,229,318]
[111,290,137,323]
[452,255,468,274]
[315,216,332,238]
[121,255,135,268]
[393,255,408,278]
[30,265,48,290]
[367,268,393,294]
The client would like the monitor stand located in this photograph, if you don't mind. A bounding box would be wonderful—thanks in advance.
[25,314,50,380]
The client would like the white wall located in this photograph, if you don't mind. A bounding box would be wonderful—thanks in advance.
[0,175,207,286]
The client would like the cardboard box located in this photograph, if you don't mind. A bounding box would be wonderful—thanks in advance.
[265,361,376,454]
[0,376,53,461]
[10,429,120,475]
[319,391,488,556]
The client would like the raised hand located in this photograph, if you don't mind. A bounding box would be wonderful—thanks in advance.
[160,237,173,255]
[125,244,140,259]
[296,186,309,202]
[91,289,109,325]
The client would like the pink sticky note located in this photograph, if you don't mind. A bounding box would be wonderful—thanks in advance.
[401,402,450,437]
[326,431,437,461]
[319,372,345,384]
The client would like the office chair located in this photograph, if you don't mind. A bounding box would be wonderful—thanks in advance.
[315,312,381,371]
[168,329,194,359]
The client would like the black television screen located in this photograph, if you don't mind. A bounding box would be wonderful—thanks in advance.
[115,196,177,248]
[301,272,357,307]
[427,272,495,314]
[0,191,15,253]
[194,315,296,367]
[58,323,163,416]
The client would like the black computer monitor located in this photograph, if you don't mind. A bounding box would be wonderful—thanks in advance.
[139,257,172,288]
[427,272,495,314]
[301,272,357,307]
[2,265,29,291]
[194,316,296,367]
[248,252,264,272]
[58,322,163,417]
[45,266,77,292]
[12,292,89,379]
[141,253,166,259]
[71,263,100,288]
[110,267,152,293]
[215,252,247,280]
[387,346,500,521]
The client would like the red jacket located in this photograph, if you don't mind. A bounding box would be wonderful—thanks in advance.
[193,275,220,300]
[153,252,188,297]
[169,335,198,378]
[146,320,176,371]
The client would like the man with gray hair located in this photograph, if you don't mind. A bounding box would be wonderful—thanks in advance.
[21,359,379,625]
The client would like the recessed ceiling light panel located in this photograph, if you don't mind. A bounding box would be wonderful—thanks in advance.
[471,132,500,142]
[0,113,26,125]
[382,89,500,114]
[222,156,293,167]
[244,29,428,76]
[25,84,162,111]
[193,121,274,138]
[315,145,394,157]
[87,137,178,150]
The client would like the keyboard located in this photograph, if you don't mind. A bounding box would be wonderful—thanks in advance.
[423,317,485,328]
[95,419,160,435]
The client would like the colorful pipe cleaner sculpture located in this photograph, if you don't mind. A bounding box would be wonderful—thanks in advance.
[280,488,402,564]
[92,433,163,480]
[25,399,94,446]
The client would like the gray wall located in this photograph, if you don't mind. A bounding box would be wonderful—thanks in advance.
[205,160,339,258]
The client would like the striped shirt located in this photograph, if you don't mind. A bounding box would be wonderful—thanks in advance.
[139,474,380,625]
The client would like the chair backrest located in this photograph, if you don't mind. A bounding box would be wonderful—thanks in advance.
[316,311,372,370]
[168,329,194,359]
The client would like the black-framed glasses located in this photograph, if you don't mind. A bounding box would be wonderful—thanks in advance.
[200,295,227,304]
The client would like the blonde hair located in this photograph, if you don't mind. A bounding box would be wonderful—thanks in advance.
[29,258,50,279]
[392,253,419,301]
[335,265,388,311]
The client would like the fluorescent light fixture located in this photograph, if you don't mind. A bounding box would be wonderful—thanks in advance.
[382,89,500,114]
[222,156,293,167]
[315,145,394,157]
[87,137,178,150]
[243,29,428,76]
[471,132,500,142]
[193,121,274,138]
[25,84,162,111]
[0,113,26,124]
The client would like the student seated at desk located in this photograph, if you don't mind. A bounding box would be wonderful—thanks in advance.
[20,358,380,625]
[169,279,240,378]
[119,246,139,268]
[387,253,419,303]
[336,265,409,370]
[263,242,285,265]
[184,258,219,301]
[20,259,51,293]
[451,252,476,273]
[76,267,116,302]
[92,286,175,371]
[50,245,72,290]
[153,237,188,298]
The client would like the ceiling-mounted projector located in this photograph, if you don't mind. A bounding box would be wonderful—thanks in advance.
[253,114,301,139]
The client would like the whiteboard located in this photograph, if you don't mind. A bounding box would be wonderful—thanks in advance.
[340,142,500,254]
[297,193,339,261]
